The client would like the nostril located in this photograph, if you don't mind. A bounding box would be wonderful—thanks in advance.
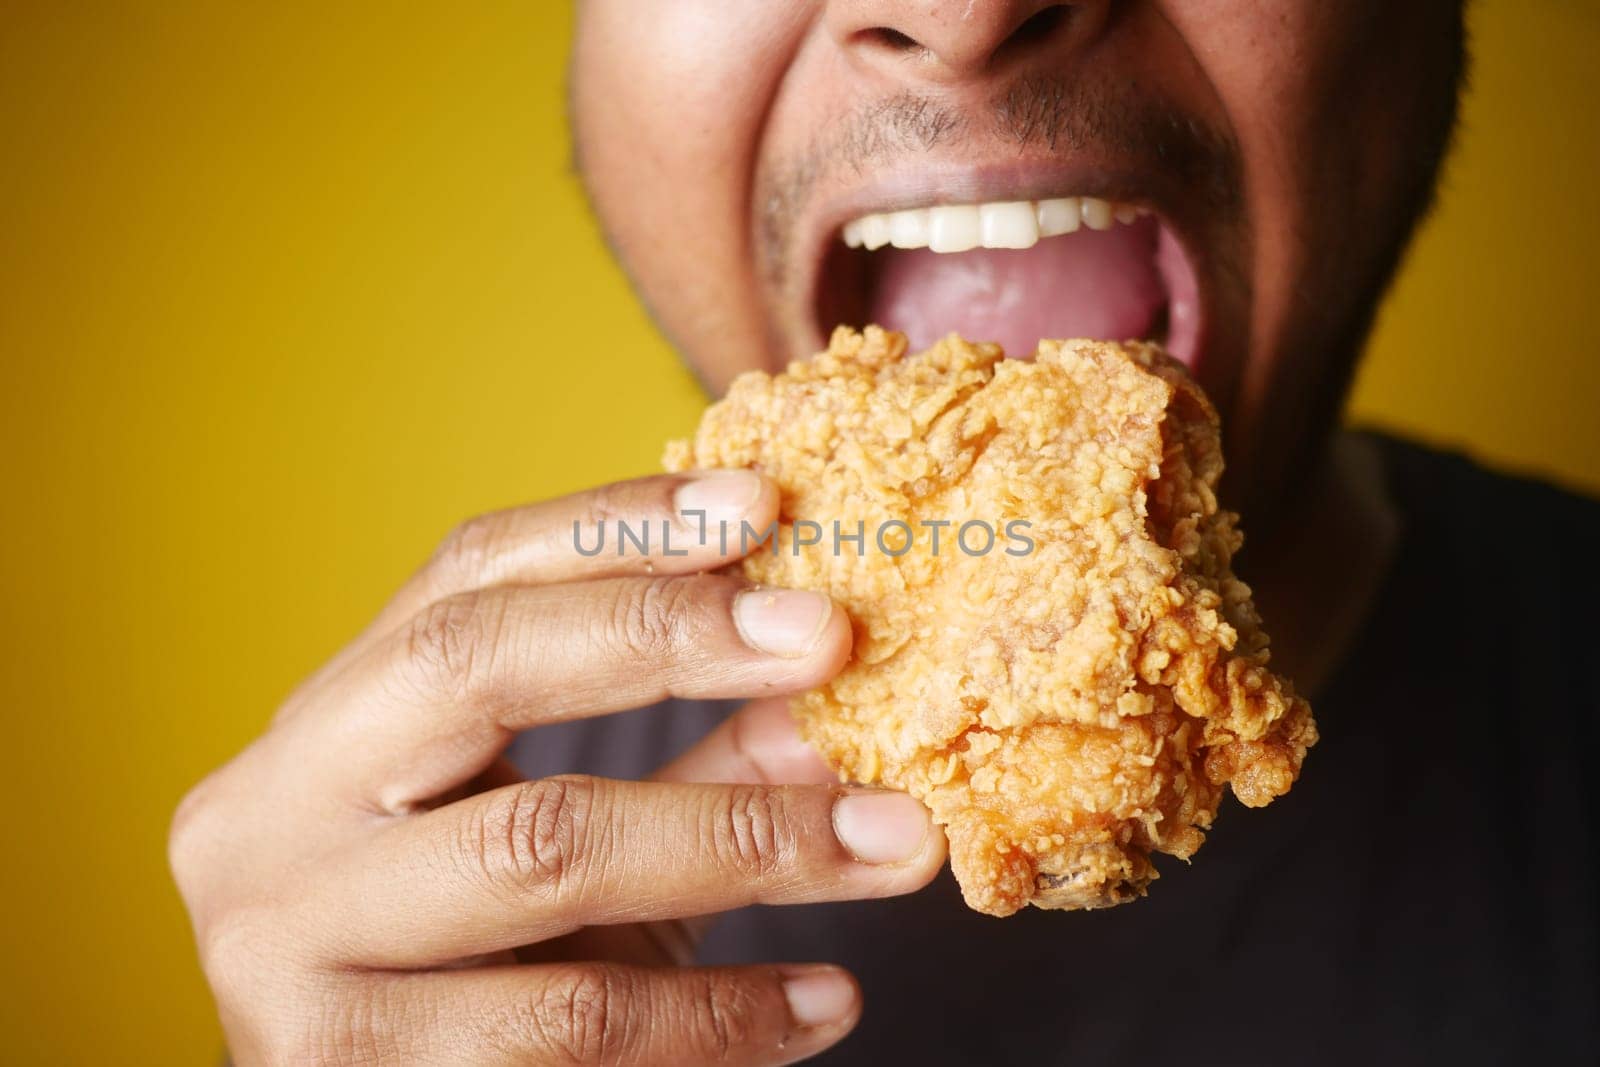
[1004,5,1072,51]
[850,3,1080,74]
[860,25,923,54]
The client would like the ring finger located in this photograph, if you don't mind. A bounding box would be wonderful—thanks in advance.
[306,774,943,969]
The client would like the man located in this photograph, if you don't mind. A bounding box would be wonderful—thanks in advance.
[170,2,1597,1063]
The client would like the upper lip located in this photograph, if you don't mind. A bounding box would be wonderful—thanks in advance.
[791,158,1213,357]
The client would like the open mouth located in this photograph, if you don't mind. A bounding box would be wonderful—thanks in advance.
[815,194,1203,371]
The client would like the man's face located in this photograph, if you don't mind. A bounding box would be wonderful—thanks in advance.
[572,1,1463,508]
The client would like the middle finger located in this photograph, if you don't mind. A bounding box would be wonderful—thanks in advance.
[295,573,852,813]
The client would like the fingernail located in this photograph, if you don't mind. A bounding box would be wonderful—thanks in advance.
[832,791,930,866]
[674,469,761,529]
[733,588,831,658]
[782,967,855,1029]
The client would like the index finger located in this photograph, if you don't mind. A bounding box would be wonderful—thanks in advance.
[380,469,778,635]
[288,469,779,698]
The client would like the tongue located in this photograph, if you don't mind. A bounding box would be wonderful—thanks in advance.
[869,218,1167,361]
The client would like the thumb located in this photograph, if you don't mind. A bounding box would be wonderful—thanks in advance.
[650,696,838,786]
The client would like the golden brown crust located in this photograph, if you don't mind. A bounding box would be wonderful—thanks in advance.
[665,327,1317,916]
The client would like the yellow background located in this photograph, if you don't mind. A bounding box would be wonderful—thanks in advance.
[1,2,1596,1062]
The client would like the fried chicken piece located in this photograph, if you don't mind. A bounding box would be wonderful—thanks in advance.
[664,327,1317,917]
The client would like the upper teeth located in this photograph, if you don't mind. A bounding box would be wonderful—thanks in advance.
[842,196,1148,252]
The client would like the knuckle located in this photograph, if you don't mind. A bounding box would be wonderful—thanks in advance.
[198,907,282,1011]
[402,590,500,700]
[584,479,644,527]
[709,785,795,882]
[431,511,506,586]
[690,971,761,1062]
[462,777,599,896]
[204,916,394,1066]
[521,964,635,1065]
[607,575,712,661]
[167,773,224,892]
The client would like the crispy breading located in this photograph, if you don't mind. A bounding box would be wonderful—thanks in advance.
[664,326,1317,916]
